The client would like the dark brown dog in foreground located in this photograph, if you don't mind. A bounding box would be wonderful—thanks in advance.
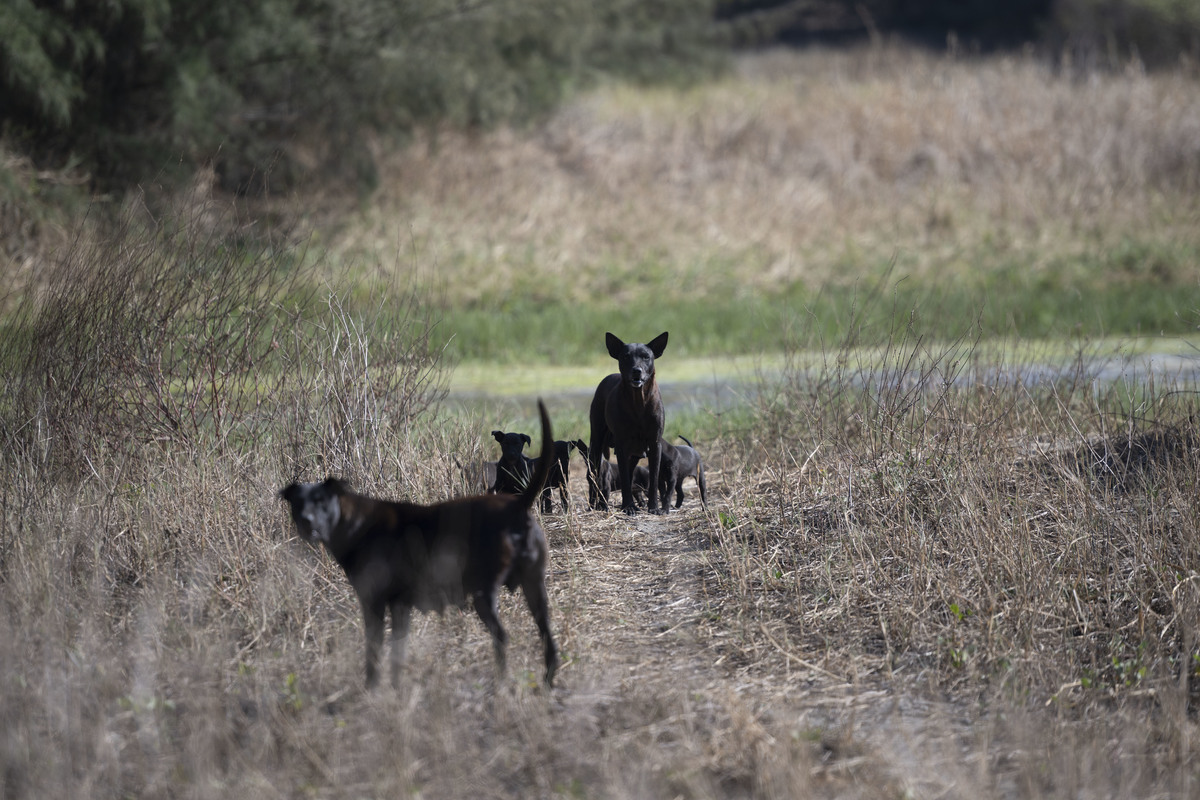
[279,401,559,689]
[588,331,669,514]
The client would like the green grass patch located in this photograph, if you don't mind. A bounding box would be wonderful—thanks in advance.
[440,265,1200,365]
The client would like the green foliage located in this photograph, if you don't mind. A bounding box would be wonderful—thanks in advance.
[0,0,720,191]
[0,0,109,127]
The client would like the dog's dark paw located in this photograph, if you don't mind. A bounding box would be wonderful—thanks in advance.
[621,504,639,515]
[648,506,667,516]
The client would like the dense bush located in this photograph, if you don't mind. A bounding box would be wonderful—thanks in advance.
[0,0,720,192]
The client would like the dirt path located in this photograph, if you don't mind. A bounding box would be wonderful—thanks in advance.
[540,489,995,798]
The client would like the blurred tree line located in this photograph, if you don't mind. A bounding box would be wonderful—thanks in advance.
[717,0,1200,66]
[2,0,1196,196]
[0,0,718,193]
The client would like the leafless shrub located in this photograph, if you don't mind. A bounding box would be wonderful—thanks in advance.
[274,288,449,491]
[0,201,447,580]
[0,207,305,470]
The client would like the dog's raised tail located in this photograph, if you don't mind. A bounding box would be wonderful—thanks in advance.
[520,399,554,510]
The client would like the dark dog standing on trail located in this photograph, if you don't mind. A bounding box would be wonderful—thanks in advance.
[279,401,559,689]
[588,331,669,514]
[633,434,708,510]
[489,430,575,513]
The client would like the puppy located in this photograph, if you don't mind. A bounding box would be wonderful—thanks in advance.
[588,332,669,514]
[538,439,577,513]
[490,430,575,513]
[630,435,708,510]
[667,434,708,509]
[488,430,534,496]
[279,401,559,689]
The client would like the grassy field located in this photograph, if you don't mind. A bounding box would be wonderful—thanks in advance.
[3,43,1200,799]
[330,45,1200,367]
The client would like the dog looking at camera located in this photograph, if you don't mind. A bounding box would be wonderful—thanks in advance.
[279,401,559,689]
[488,429,533,496]
[588,331,669,514]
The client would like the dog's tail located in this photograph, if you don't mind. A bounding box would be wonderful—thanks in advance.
[678,433,694,448]
[520,399,554,510]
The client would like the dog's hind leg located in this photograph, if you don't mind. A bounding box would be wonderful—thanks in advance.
[362,601,387,688]
[472,590,509,677]
[521,574,559,686]
[388,601,412,687]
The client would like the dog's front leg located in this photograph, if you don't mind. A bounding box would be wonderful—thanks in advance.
[587,439,609,510]
[362,601,387,688]
[646,439,665,515]
[659,467,678,511]
[615,447,638,514]
[388,601,412,688]
[472,590,509,678]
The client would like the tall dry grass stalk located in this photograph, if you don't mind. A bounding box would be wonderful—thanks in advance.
[341,44,1200,303]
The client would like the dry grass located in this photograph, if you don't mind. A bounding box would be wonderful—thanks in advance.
[3,246,1200,796]
[4,373,1199,797]
[4,42,1200,800]
[337,44,1200,307]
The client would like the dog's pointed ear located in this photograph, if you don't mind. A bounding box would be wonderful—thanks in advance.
[279,483,299,502]
[605,332,625,359]
[323,477,349,494]
[648,331,668,358]
[521,434,532,446]
[492,430,505,443]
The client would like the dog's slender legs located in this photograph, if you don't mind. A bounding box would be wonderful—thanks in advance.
[362,602,387,688]
[388,601,412,687]
[588,444,609,510]
[615,447,638,514]
[520,574,559,685]
[646,439,664,515]
[472,590,509,676]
